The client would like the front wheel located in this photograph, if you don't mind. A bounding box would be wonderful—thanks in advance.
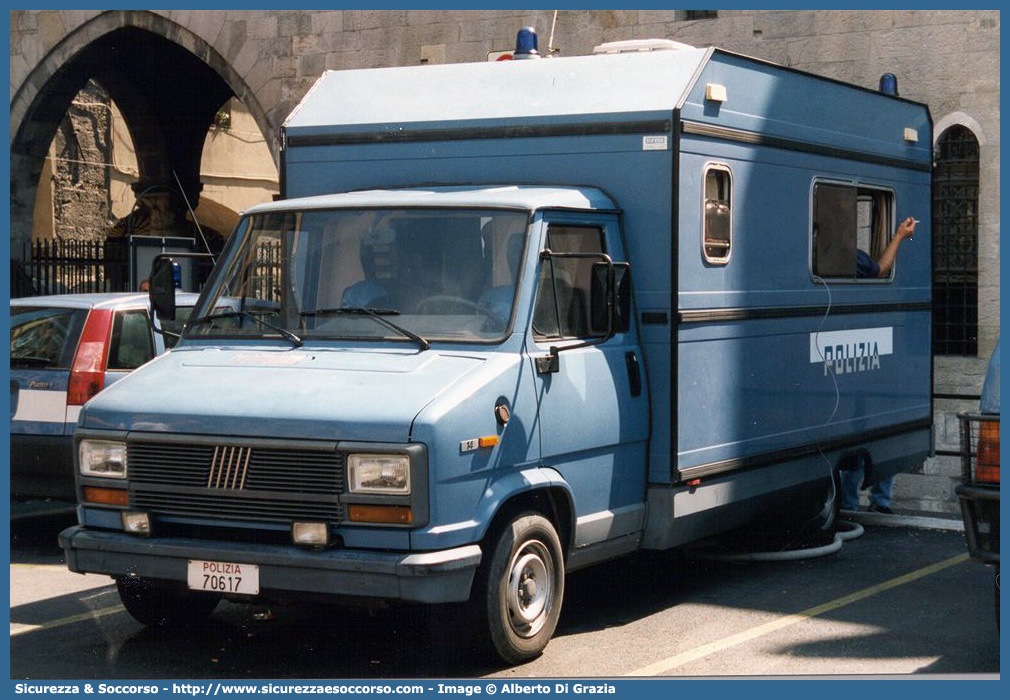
[116,576,220,627]
[478,513,565,664]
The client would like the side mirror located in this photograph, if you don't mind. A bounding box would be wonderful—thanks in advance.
[149,256,177,321]
[590,262,631,336]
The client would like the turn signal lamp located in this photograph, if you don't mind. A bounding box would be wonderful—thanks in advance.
[975,420,1000,484]
[349,505,413,525]
[82,486,129,507]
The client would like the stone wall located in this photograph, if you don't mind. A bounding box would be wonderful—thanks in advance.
[11,10,1000,515]
[49,81,112,241]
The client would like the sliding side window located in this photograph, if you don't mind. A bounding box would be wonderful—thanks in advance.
[703,164,732,264]
[812,182,893,280]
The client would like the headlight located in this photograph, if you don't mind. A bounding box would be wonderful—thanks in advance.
[347,454,410,495]
[79,440,127,479]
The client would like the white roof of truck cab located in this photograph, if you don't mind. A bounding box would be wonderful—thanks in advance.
[244,186,618,215]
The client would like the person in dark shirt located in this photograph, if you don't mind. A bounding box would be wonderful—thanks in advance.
[842,216,918,514]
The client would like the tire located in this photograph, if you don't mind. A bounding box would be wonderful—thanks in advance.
[116,576,220,628]
[477,513,565,664]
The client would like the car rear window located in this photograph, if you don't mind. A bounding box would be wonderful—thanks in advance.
[10,306,88,369]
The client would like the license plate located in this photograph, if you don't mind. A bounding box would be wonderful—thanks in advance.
[187,559,259,595]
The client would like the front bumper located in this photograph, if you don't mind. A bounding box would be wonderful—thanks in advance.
[955,484,1000,565]
[59,526,482,604]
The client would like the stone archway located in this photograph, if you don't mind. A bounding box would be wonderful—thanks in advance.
[10,10,276,258]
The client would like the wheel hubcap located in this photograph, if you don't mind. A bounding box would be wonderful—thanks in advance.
[506,539,554,638]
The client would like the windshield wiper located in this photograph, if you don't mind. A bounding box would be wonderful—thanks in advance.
[188,310,303,348]
[302,307,430,351]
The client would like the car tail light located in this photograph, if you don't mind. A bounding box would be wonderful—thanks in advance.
[68,309,114,406]
[975,419,1000,484]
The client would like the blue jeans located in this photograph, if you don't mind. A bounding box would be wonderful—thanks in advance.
[840,467,893,510]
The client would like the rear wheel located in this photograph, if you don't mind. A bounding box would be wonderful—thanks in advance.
[116,576,220,627]
[477,513,565,664]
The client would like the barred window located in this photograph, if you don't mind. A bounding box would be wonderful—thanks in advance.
[932,125,979,356]
[678,11,718,21]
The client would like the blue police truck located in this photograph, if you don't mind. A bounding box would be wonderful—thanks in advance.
[61,38,933,664]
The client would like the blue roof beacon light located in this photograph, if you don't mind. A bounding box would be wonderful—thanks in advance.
[513,27,540,59]
[879,73,899,96]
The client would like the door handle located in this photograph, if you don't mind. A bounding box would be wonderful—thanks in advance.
[625,351,642,397]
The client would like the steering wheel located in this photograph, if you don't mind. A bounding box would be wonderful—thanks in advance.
[415,295,487,315]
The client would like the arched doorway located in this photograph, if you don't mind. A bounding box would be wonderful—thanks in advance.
[11,14,278,293]
[931,124,980,356]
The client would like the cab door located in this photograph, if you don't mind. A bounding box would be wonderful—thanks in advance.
[527,212,650,558]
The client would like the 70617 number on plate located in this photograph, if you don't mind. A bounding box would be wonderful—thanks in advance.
[187,559,259,595]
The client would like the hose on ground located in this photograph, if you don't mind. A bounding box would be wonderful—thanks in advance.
[692,519,864,562]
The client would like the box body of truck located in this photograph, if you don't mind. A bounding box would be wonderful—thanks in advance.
[61,45,932,662]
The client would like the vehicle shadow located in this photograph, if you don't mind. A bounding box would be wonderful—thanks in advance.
[10,509,77,565]
[8,548,715,678]
[11,519,995,678]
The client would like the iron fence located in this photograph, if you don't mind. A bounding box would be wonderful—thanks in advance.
[11,238,129,299]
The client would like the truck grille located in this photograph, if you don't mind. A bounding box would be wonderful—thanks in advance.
[958,413,1001,486]
[128,440,345,524]
[957,413,1000,562]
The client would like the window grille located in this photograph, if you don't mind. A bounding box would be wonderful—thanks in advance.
[932,125,979,356]
[680,11,717,21]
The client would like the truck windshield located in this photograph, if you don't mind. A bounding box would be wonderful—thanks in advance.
[190,208,528,344]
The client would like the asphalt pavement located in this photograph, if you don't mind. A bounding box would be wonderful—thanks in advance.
[9,509,1000,679]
